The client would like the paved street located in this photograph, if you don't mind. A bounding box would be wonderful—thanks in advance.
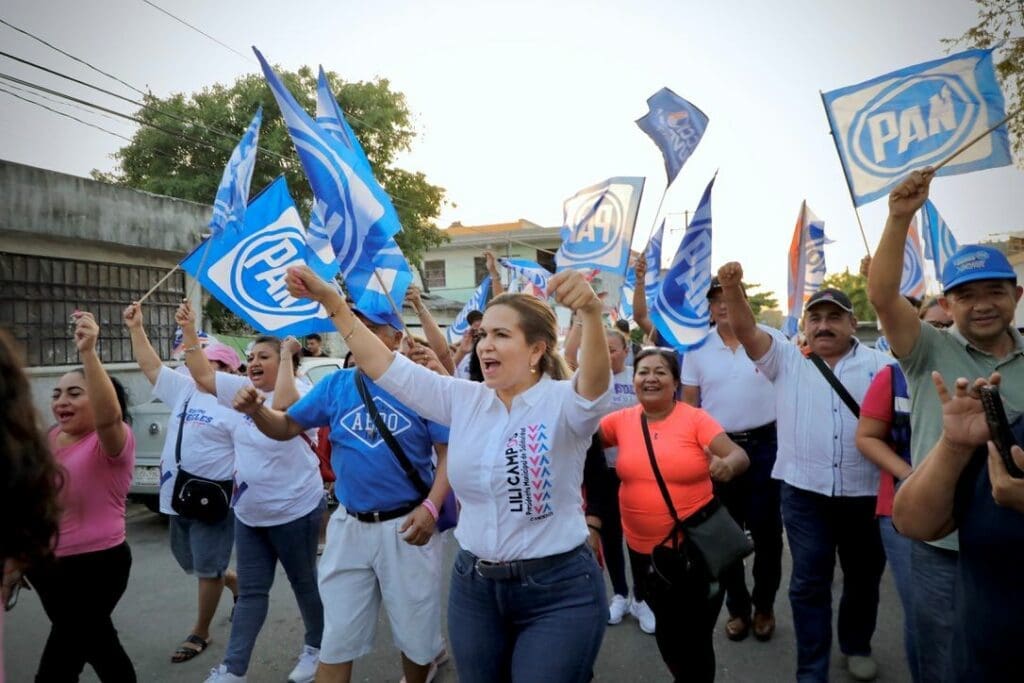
[4,504,910,682]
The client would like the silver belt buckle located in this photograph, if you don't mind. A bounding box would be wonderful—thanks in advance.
[372,511,382,522]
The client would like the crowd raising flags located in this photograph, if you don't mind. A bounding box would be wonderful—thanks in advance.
[555,177,644,276]
[446,276,492,344]
[209,107,262,237]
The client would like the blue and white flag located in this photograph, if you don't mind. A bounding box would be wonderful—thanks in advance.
[643,219,665,298]
[782,202,829,339]
[618,280,634,321]
[254,48,401,292]
[181,176,339,336]
[556,177,644,275]
[901,220,927,299]
[822,48,1012,206]
[636,87,709,186]
[313,68,412,318]
[500,257,551,298]
[650,175,716,351]
[446,276,492,344]
[210,107,262,236]
[920,198,959,274]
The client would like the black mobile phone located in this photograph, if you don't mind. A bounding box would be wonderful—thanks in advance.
[979,385,1024,479]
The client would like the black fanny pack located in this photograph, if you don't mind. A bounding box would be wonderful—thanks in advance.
[170,399,233,524]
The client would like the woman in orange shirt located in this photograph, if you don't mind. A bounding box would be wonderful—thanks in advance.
[600,348,748,682]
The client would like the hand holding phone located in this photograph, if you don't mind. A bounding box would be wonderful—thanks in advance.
[979,385,1024,479]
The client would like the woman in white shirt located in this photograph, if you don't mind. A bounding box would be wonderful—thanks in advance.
[123,302,241,665]
[284,264,612,683]
[177,304,326,683]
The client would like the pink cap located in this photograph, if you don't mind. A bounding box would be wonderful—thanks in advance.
[203,343,241,371]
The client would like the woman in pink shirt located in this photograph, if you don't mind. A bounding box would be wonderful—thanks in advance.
[27,311,137,682]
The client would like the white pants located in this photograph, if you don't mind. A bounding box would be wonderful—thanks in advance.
[317,505,444,665]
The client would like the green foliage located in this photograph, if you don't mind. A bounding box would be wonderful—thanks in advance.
[92,66,447,265]
[203,297,253,337]
[742,282,778,316]
[946,1,1024,164]
[821,269,875,321]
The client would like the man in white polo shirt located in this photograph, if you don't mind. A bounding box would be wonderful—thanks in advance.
[682,277,784,643]
[718,262,890,683]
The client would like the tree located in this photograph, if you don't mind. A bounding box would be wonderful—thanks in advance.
[947,1,1024,164]
[821,269,875,322]
[743,283,778,317]
[92,66,448,266]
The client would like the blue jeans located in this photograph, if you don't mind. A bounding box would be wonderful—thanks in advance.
[879,516,918,682]
[223,499,326,675]
[781,484,885,683]
[448,545,606,683]
[717,426,782,618]
[909,540,957,683]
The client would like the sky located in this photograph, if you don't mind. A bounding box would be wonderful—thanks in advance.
[2,0,1022,308]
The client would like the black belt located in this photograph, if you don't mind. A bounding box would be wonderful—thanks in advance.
[727,421,776,443]
[472,545,585,580]
[350,502,418,523]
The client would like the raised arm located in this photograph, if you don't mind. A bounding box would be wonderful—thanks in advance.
[123,302,163,385]
[484,250,505,296]
[405,285,455,375]
[893,371,995,540]
[178,301,215,395]
[271,336,301,410]
[562,312,583,371]
[72,312,127,456]
[286,265,395,381]
[632,254,653,336]
[867,169,933,357]
[548,270,609,400]
[717,262,772,361]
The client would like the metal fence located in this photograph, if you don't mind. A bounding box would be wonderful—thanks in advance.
[0,252,185,366]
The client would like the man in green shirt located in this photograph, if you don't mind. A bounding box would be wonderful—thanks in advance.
[867,167,1024,682]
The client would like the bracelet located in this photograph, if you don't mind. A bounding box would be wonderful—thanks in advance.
[421,499,439,521]
[183,344,201,354]
[587,523,601,532]
[342,326,356,342]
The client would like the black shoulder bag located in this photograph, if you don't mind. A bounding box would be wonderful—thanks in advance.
[807,353,860,418]
[354,372,459,531]
[170,399,234,524]
[641,413,753,584]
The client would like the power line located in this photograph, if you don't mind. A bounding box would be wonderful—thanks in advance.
[0,77,133,128]
[138,0,253,64]
[0,85,135,143]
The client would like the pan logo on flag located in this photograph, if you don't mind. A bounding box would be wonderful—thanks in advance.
[662,109,704,157]
[803,224,828,296]
[657,229,712,328]
[219,225,322,318]
[848,76,979,177]
[561,190,624,261]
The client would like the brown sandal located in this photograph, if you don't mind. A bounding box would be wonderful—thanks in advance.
[171,634,209,663]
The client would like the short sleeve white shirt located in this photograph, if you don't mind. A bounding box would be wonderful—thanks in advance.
[680,325,781,432]
[152,366,240,515]
[215,373,323,527]
[377,353,613,561]
[754,337,890,497]
[603,367,638,467]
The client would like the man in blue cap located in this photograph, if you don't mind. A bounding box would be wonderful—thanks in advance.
[868,167,1024,683]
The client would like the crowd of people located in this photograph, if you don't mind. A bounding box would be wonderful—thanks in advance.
[2,168,1023,683]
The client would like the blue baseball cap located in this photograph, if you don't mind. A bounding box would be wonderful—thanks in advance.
[353,305,404,331]
[941,245,1017,293]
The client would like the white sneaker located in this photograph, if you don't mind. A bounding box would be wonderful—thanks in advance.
[630,599,656,634]
[287,645,320,683]
[204,664,246,682]
[608,594,631,625]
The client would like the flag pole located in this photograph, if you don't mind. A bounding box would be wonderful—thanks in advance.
[184,239,214,301]
[930,104,1024,173]
[136,264,181,305]
[372,268,415,342]
[819,91,872,257]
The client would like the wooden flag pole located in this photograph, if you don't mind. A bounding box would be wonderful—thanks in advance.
[930,104,1024,173]
[184,239,213,301]
[136,264,180,304]
[819,90,873,257]
[372,268,415,342]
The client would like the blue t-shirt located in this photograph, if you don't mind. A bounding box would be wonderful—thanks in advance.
[288,368,449,512]
[950,418,1024,682]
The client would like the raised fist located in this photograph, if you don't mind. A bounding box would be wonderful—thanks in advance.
[717,262,744,289]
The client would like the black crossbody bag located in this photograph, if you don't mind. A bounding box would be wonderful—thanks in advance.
[170,399,234,524]
[641,413,753,583]
[807,353,860,418]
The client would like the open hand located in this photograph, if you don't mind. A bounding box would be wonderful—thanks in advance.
[933,371,998,451]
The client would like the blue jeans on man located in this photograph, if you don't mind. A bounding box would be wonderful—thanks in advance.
[879,516,918,682]
[909,540,957,683]
[781,484,885,683]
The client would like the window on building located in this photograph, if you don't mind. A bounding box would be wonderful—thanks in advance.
[536,249,556,273]
[0,252,186,366]
[473,257,489,286]
[424,259,446,288]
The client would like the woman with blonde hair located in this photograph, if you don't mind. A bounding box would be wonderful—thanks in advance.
[280,264,613,683]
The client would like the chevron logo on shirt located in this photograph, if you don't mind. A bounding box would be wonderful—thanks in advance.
[503,423,554,520]
[340,396,413,448]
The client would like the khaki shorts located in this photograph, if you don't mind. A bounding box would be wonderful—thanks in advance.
[317,505,443,665]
